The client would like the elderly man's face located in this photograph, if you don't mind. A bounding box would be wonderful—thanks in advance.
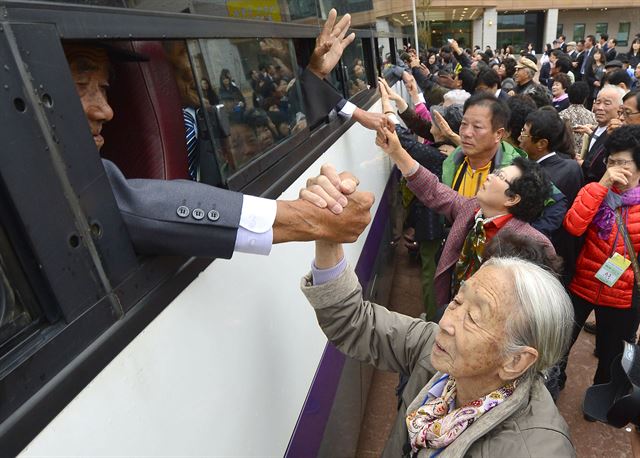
[432,266,515,379]
[514,67,530,85]
[459,105,503,157]
[65,45,114,150]
[593,88,622,126]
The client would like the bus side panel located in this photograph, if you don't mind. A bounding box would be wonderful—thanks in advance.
[20,112,393,457]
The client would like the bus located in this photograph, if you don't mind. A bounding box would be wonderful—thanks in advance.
[0,1,409,455]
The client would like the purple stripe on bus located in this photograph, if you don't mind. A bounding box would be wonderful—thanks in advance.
[284,171,396,458]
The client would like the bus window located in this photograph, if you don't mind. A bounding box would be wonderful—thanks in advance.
[342,38,369,98]
[0,220,44,355]
[166,38,304,182]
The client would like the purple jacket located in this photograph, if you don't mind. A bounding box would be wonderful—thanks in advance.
[406,165,555,307]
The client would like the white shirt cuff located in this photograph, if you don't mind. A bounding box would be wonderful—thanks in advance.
[387,113,401,125]
[234,195,277,255]
[338,101,357,118]
[418,92,425,104]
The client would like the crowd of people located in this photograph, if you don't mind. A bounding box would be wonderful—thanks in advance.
[302,28,640,456]
[67,7,640,454]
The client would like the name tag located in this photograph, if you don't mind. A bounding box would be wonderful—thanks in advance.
[595,253,631,287]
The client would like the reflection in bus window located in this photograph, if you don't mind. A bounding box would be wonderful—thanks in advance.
[164,38,304,182]
[342,39,369,97]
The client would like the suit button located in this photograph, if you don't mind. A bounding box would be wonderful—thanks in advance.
[177,206,190,218]
[207,210,220,221]
[192,208,205,220]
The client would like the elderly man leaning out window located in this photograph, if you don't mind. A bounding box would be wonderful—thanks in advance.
[301,234,575,456]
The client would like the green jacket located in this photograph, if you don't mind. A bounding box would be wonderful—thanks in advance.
[441,140,527,188]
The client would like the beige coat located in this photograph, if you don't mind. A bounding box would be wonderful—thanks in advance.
[301,266,575,458]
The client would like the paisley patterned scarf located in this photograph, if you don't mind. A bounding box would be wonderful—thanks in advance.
[406,375,517,453]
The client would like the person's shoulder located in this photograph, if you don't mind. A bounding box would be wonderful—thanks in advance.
[487,380,575,457]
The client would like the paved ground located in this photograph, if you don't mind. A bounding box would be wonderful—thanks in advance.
[356,244,636,457]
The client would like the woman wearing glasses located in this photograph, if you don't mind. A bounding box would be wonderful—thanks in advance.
[562,125,640,413]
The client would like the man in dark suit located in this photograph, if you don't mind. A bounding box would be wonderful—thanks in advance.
[63,10,376,259]
[581,35,597,108]
[557,34,568,53]
[573,40,586,79]
[579,86,625,183]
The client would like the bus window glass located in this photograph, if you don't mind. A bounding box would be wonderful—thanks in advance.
[0,221,42,354]
[342,38,369,98]
[166,38,304,179]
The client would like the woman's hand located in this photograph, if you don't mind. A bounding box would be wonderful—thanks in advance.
[375,125,403,156]
[599,166,632,189]
[433,111,461,146]
[378,77,403,103]
[402,73,421,103]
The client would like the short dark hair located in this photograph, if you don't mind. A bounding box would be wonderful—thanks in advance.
[507,94,537,140]
[559,34,566,41]
[483,230,563,274]
[506,157,553,222]
[604,125,640,169]
[586,35,596,45]
[463,92,511,131]
[475,69,501,91]
[601,33,609,41]
[605,69,632,89]
[567,81,590,104]
[458,67,477,93]
[611,38,618,46]
[553,73,571,90]
[501,57,517,78]
[623,89,640,111]
[525,107,575,157]
[555,56,573,74]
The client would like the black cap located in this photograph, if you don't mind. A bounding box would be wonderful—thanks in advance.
[583,341,640,427]
[605,59,623,69]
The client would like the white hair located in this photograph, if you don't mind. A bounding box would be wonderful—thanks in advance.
[443,89,471,107]
[482,257,574,380]
[601,84,626,104]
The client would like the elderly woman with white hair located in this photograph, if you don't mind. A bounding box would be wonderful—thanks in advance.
[302,243,575,456]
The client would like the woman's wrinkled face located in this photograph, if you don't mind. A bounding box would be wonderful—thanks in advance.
[431,266,514,378]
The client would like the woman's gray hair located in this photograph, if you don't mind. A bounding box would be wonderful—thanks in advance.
[482,257,574,380]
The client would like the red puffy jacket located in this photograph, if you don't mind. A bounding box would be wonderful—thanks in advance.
[564,182,640,308]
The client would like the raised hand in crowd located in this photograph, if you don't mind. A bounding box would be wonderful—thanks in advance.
[378,77,408,113]
[308,9,355,80]
[432,110,461,147]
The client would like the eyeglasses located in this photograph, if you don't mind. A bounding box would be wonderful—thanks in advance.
[606,158,635,168]
[519,129,531,138]
[490,169,512,185]
[621,109,640,118]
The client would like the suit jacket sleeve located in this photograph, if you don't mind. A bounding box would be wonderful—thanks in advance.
[301,264,438,376]
[530,189,568,238]
[102,159,242,258]
[299,68,344,127]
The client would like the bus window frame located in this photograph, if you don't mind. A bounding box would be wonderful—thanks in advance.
[0,2,410,455]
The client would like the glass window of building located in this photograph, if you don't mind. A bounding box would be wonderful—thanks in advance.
[595,23,608,41]
[573,23,585,41]
[618,22,631,47]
